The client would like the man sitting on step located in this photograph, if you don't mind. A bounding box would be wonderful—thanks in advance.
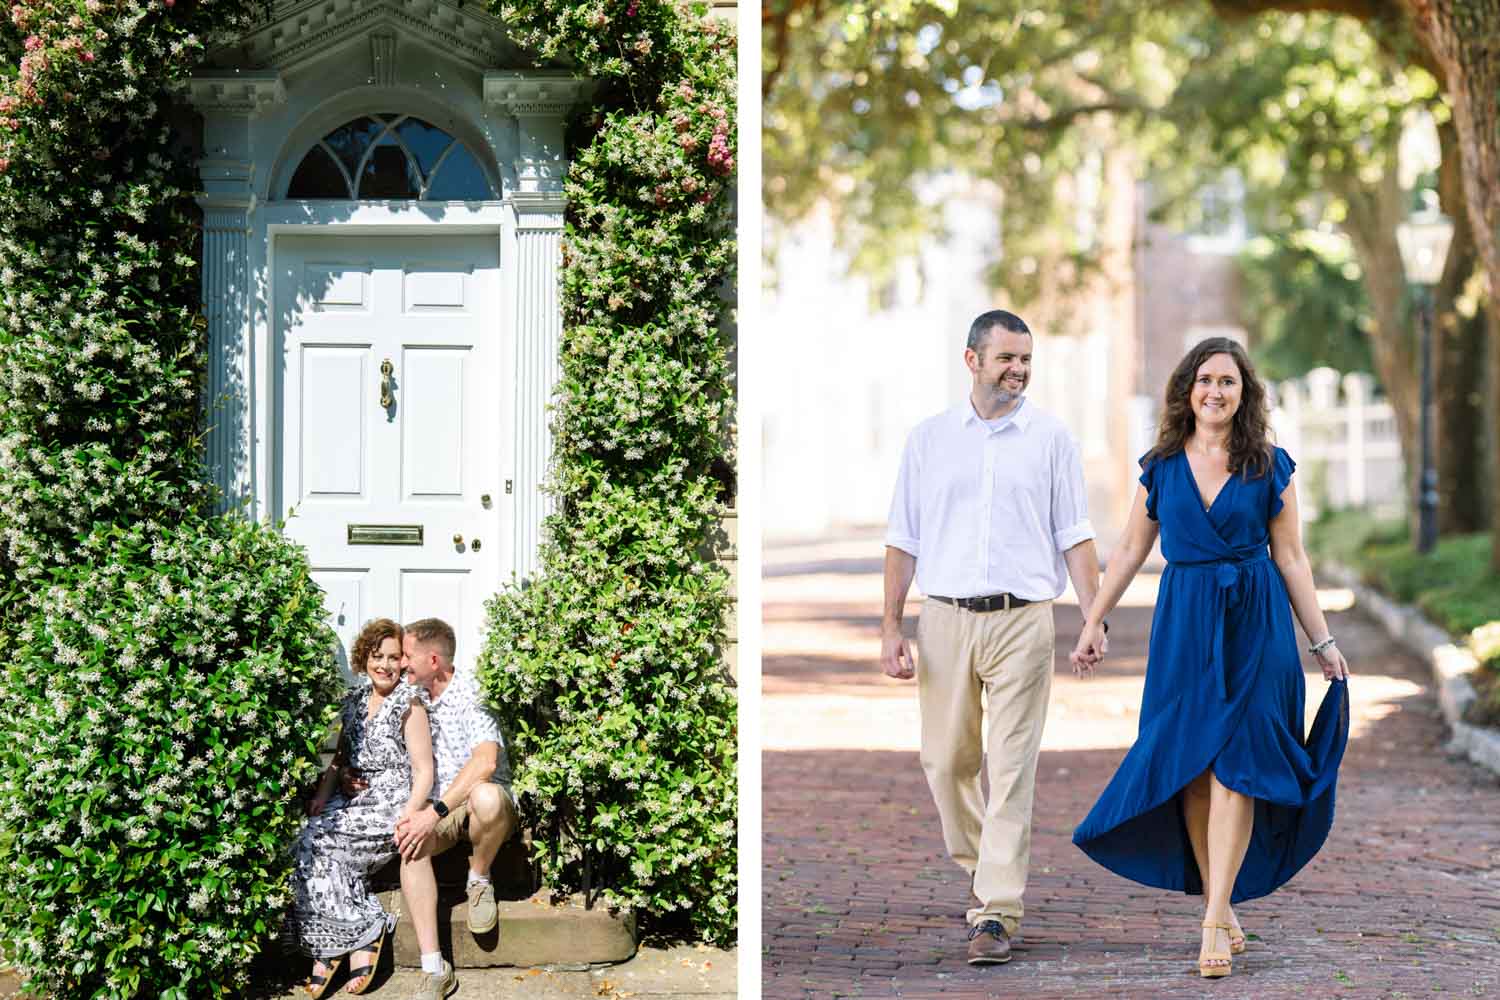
[393,617,519,999]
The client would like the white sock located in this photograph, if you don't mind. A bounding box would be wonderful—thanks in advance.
[421,951,444,975]
[466,872,490,887]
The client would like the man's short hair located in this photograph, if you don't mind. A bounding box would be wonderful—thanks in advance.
[967,309,1031,353]
[405,618,457,662]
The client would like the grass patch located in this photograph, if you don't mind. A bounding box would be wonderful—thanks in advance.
[1307,511,1500,726]
[1306,511,1500,636]
[1362,532,1500,636]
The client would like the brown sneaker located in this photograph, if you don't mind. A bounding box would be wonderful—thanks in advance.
[966,919,1012,965]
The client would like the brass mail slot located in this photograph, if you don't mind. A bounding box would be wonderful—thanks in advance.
[347,524,424,546]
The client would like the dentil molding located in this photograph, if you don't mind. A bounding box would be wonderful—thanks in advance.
[187,71,287,116]
[483,72,593,117]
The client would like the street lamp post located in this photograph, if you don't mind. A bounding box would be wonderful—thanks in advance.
[1395,206,1454,555]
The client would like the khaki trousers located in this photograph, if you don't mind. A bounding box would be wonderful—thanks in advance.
[916,597,1054,933]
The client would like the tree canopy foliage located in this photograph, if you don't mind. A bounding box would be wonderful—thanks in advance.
[765,0,1499,550]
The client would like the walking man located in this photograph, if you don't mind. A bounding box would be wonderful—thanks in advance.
[394,618,519,999]
[881,309,1104,965]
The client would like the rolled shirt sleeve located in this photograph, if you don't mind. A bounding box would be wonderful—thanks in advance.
[885,430,922,558]
[1050,432,1095,552]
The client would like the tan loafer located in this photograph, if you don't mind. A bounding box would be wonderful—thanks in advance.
[466,879,498,935]
[408,959,455,1000]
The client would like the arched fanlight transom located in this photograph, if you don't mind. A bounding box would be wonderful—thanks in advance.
[287,113,496,200]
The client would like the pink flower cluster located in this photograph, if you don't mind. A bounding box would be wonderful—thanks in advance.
[701,103,732,175]
[673,112,697,152]
[706,126,732,174]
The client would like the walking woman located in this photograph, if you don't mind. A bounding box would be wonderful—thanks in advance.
[1070,338,1349,978]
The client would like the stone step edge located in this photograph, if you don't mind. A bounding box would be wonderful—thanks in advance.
[1320,558,1500,777]
[374,888,638,969]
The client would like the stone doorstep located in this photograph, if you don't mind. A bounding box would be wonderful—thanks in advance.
[365,841,637,969]
[1321,559,1500,778]
[373,887,637,970]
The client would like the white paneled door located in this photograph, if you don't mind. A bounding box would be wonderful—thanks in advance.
[276,234,504,677]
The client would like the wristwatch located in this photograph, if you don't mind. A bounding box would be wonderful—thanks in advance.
[432,799,450,819]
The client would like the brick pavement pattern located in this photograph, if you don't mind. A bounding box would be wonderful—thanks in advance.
[763,549,1500,1000]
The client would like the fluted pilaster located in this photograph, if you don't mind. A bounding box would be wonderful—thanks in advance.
[512,193,565,578]
[199,197,255,510]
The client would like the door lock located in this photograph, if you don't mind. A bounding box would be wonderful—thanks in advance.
[471,538,482,552]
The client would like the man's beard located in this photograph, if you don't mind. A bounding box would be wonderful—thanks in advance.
[979,375,1026,404]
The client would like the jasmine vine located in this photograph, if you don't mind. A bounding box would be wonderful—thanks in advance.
[477,0,738,946]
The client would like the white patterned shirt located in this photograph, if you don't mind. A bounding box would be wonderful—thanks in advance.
[426,670,513,800]
[886,399,1095,600]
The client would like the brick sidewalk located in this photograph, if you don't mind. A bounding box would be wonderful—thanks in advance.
[763,550,1500,999]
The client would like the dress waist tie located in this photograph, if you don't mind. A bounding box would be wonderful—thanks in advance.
[1168,552,1270,701]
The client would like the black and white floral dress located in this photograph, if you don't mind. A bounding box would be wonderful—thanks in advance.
[285,679,425,959]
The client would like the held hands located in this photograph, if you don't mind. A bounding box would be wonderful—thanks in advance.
[395,806,438,862]
[880,628,916,680]
[307,791,330,817]
[1314,644,1350,682]
[1070,621,1108,678]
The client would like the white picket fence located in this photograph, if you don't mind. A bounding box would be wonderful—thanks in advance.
[1270,368,1407,520]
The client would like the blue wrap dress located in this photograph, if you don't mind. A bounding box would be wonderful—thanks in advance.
[1072,447,1348,902]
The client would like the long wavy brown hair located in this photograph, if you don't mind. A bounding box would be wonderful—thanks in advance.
[350,618,402,677]
[1144,337,1274,479]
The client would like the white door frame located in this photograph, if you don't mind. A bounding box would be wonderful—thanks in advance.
[191,50,586,584]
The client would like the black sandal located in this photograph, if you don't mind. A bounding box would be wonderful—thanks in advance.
[344,926,386,996]
[303,955,344,999]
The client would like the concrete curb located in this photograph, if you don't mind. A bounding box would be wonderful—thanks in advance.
[1320,559,1500,778]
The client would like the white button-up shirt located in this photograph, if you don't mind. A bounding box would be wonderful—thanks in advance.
[886,399,1095,600]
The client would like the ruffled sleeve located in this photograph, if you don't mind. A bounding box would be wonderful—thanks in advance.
[1138,451,1161,522]
[1268,446,1296,519]
[387,680,427,722]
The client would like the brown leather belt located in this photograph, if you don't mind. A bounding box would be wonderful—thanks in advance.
[930,593,1034,613]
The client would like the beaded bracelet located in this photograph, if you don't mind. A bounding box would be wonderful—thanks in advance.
[1307,636,1337,656]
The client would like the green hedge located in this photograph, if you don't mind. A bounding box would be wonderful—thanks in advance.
[0,518,341,998]
[478,0,737,945]
[0,1,342,995]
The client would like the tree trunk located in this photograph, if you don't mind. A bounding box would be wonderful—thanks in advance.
[1404,0,1500,570]
[1336,167,1422,522]
[1434,119,1488,533]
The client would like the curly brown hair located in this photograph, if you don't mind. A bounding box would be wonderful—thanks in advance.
[1144,337,1274,479]
[349,618,403,677]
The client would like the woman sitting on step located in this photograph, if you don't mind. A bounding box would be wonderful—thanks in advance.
[285,618,435,997]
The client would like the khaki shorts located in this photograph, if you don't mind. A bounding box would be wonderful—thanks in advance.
[431,785,519,856]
